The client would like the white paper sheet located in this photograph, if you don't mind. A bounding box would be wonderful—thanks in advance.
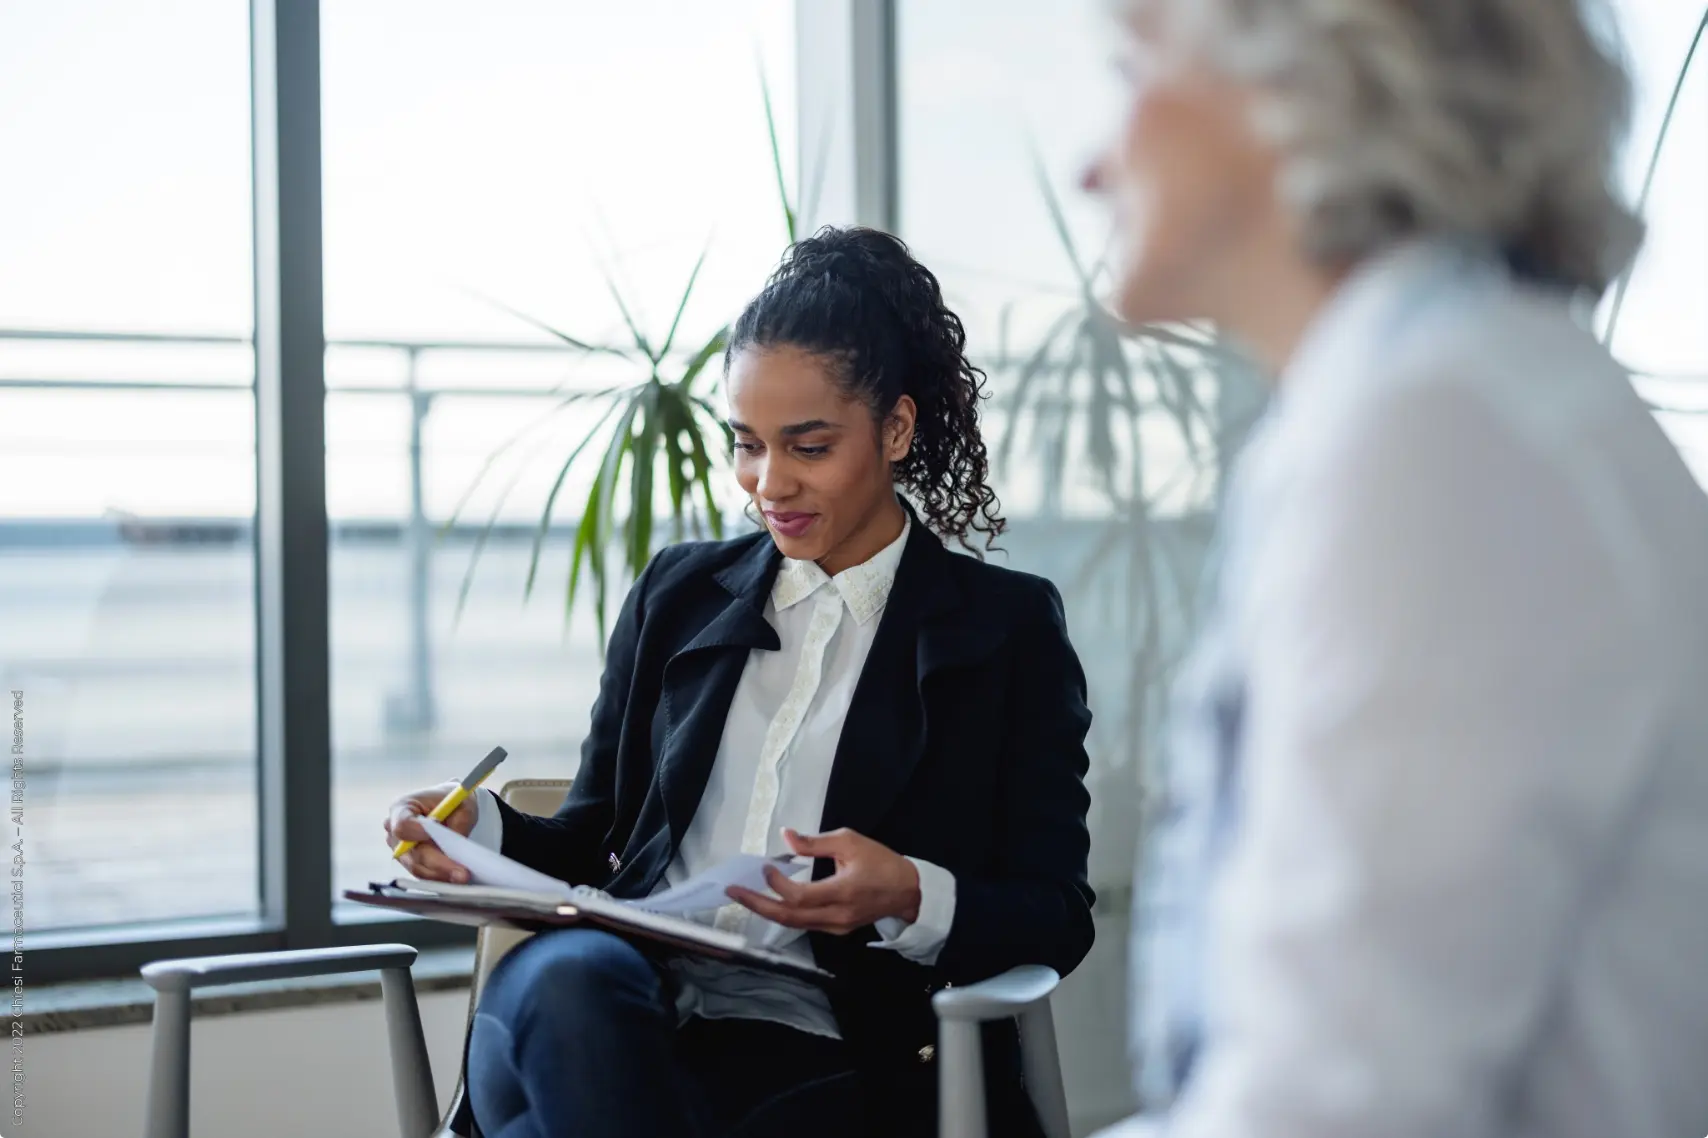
[634,854,806,916]
[418,817,576,900]
[418,816,804,916]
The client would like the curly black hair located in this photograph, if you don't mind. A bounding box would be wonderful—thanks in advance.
[724,226,1006,553]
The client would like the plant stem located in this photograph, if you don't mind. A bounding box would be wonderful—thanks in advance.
[1601,5,1707,347]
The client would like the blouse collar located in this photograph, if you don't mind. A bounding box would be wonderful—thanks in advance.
[771,514,912,626]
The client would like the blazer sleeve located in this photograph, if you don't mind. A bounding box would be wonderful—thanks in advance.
[489,549,665,884]
[935,577,1097,981]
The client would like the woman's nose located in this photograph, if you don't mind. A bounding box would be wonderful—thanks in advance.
[756,457,797,502]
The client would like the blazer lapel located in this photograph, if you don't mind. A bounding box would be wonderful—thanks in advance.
[817,521,1005,856]
[654,539,782,871]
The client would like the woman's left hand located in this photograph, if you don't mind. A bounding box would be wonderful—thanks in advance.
[727,827,921,934]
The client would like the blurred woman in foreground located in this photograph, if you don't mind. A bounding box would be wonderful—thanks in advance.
[1083,2,1708,1136]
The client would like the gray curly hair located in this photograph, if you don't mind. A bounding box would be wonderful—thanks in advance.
[1124,0,1646,295]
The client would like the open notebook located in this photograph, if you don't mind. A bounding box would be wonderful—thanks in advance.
[343,818,834,986]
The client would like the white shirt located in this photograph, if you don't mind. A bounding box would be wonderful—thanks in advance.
[469,516,955,1040]
[1118,241,1708,1138]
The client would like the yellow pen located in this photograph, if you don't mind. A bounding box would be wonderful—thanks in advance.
[391,745,509,859]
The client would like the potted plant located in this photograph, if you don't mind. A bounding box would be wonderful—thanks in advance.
[444,72,805,644]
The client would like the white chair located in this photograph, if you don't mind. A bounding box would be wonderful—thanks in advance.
[140,778,1070,1137]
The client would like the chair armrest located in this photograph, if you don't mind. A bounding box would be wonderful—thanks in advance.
[932,965,1071,1138]
[141,943,438,1138]
[931,963,1060,1022]
[141,943,420,993]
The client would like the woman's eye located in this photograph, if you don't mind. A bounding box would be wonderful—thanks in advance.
[733,440,763,456]
[795,445,830,458]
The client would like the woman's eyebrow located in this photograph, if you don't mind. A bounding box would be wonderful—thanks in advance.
[725,418,842,436]
[780,419,840,436]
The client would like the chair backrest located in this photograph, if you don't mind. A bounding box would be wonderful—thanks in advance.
[438,778,573,1137]
[467,778,573,1007]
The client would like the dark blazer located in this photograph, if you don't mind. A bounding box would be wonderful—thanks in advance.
[482,517,1094,1136]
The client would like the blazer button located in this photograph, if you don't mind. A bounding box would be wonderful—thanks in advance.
[917,1044,935,1064]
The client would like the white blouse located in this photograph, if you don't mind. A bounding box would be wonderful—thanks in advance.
[471,516,955,1040]
[1119,240,1708,1138]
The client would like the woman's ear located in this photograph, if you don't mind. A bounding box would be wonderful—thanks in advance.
[885,395,918,462]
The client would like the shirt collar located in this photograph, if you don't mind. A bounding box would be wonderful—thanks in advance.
[771,515,911,626]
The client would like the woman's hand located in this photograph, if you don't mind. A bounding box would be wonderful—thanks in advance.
[384,781,477,883]
[727,827,921,935]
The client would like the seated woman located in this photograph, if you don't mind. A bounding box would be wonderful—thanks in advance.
[385,226,1095,1138]
[1083,2,1708,1137]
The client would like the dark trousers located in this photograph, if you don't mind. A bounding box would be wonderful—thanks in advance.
[467,928,865,1138]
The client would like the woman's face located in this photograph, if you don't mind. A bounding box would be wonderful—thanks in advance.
[725,345,914,570]
[1083,27,1283,325]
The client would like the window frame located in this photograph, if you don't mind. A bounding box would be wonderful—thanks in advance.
[36,0,893,985]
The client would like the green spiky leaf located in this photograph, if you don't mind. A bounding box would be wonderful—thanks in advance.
[760,61,797,245]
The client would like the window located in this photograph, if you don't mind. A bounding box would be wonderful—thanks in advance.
[896,8,1258,1119]
[897,0,1708,903]
[1609,0,1708,483]
[8,0,1696,1015]
[0,0,258,933]
[897,0,1260,896]
[899,0,1133,518]
[2,0,796,973]
[318,0,797,906]
[896,0,1705,1125]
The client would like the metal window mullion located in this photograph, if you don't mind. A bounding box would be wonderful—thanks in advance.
[251,0,332,947]
[849,0,897,232]
[794,0,897,234]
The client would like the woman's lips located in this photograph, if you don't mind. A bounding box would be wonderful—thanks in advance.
[763,510,817,538]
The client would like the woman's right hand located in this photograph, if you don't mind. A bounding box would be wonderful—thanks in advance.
[385,781,478,883]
